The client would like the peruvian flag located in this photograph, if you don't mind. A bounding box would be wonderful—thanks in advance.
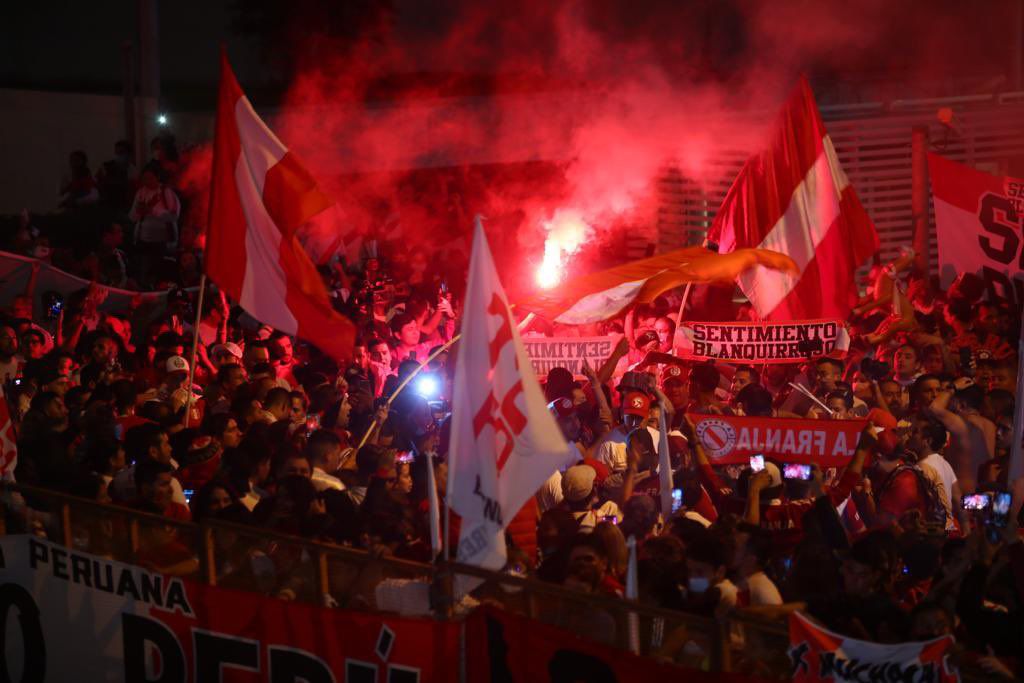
[449,217,572,576]
[708,78,879,321]
[207,53,355,359]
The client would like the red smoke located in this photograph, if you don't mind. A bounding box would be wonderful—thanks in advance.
[184,0,1021,293]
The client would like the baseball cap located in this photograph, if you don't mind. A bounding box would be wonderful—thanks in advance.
[621,391,651,418]
[662,365,685,386]
[165,356,190,374]
[212,342,243,360]
[548,397,576,419]
[561,464,597,502]
[636,330,659,348]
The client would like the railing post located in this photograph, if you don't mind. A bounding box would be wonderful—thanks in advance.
[714,617,733,673]
[201,525,217,586]
[60,503,73,548]
[316,549,330,598]
[129,518,140,563]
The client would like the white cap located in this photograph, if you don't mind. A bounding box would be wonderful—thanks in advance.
[165,355,189,373]
[212,342,243,359]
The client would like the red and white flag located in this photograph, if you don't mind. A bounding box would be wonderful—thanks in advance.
[708,78,879,321]
[448,217,571,575]
[0,389,17,480]
[207,53,355,360]
[789,612,958,682]
[928,153,1024,298]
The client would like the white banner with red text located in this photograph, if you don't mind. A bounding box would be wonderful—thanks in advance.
[788,611,959,682]
[929,153,1024,304]
[676,320,849,364]
[521,335,616,377]
[687,414,867,466]
[0,535,458,682]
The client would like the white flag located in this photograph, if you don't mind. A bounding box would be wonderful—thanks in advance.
[448,217,570,575]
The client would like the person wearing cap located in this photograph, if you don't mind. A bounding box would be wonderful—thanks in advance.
[593,391,659,473]
[211,342,243,368]
[159,355,204,426]
[536,398,591,513]
[558,463,621,532]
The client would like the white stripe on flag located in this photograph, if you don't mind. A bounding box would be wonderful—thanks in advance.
[738,136,846,317]
[234,97,287,196]
[554,278,649,325]
[234,154,299,334]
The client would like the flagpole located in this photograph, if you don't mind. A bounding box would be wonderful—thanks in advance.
[353,312,537,451]
[183,274,207,429]
[1007,310,1024,484]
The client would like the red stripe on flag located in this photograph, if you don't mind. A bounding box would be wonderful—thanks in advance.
[262,151,334,237]
[928,153,1012,214]
[767,188,878,320]
[279,237,356,361]
[206,51,249,300]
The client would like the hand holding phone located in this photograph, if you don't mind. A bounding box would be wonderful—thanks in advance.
[783,464,812,480]
[962,493,991,511]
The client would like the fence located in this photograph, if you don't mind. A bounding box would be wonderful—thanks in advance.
[0,481,799,678]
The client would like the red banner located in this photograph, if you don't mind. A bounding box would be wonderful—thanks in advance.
[687,414,867,466]
[2,535,459,681]
[466,605,764,683]
[676,319,849,364]
[789,612,959,682]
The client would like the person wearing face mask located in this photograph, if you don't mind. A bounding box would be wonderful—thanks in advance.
[680,530,737,618]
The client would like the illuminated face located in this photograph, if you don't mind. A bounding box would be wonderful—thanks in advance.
[990,366,1016,392]
[880,381,902,410]
[814,362,840,392]
[826,397,849,419]
[851,372,872,401]
[663,380,688,409]
[398,320,420,347]
[371,343,392,368]
[894,346,919,378]
[921,349,944,375]
[272,336,293,364]
[290,396,306,422]
[731,370,754,397]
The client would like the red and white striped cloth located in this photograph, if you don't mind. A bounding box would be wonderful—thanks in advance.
[207,52,355,360]
[0,388,17,479]
[708,78,879,321]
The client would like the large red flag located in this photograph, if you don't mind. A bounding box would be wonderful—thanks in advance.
[207,52,355,360]
[708,78,879,321]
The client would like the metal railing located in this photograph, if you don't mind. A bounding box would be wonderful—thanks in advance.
[0,481,794,677]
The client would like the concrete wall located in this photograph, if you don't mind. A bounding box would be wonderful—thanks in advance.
[0,89,159,214]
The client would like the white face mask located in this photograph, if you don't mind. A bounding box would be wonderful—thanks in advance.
[688,576,711,594]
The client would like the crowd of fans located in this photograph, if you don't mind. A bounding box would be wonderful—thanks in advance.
[1,134,1023,677]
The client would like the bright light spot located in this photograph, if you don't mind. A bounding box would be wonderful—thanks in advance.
[156,113,168,126]
[416,375,439,398]
[535,209,591,290]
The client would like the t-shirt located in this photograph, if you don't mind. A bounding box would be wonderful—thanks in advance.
[745,571,783,606]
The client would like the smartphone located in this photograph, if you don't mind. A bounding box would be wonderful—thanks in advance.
[749,455,765,472]
[671,488,683,514]
[305,415,321,431]
[783,464,812,480]
[183,489,194,504]
[602,515,618,525]
[395,451,415,465]
[962,493,991,510]
[992,492,1012,517]
[47,299,63,320]
[12,377,22,386]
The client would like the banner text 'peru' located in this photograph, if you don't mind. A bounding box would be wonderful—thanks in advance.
[708,77,879,321]
[449,217,572,575]
[206,52,355,360]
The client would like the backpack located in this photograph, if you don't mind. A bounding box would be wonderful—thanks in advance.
[878,464,947,528]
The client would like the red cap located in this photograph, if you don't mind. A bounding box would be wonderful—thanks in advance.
[867,408,898,430]
[622,391,651,417]
[581,458,610,486]
[662,365,684,385]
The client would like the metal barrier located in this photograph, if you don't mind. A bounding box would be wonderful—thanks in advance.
[0,481,793,677]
